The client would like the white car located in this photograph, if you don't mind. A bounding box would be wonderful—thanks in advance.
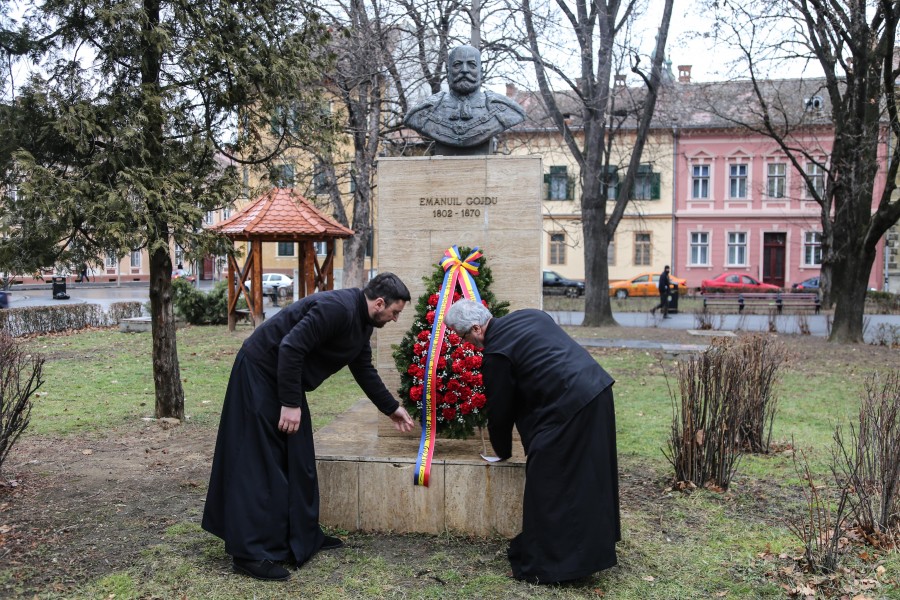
[245,273,294,298]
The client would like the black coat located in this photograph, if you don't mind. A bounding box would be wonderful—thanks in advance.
[481,309,620,582]
[202,288,397,565]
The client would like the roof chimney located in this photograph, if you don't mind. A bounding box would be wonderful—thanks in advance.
[505,83,517,97]
[678,65,692,83]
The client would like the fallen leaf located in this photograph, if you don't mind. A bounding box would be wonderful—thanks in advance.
[876,565,886,578]
[642,575,655,582]
[81,449,93,455]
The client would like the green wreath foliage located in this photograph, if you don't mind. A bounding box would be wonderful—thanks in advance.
[392,248,510,439]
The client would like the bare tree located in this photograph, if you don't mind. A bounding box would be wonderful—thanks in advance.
[707,0,900,343]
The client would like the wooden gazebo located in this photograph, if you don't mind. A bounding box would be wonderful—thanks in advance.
[212,187,354,330]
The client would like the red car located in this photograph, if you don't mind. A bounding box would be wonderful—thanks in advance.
[700,272,781,293]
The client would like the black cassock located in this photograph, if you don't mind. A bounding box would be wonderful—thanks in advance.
[482,309,620,583]
[202,288,398,566]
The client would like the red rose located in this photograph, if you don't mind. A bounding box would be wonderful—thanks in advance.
[442,407,457,420]
[437,356,447,370]
[426,311,435,324]
[413,343,425,356]
[410,385,423,401]
[481,299,489,308]
[459,401,473,415]
[453,292,462,301]
[407,364,418,375]
[448,332,461,345]
[471,373,483,387]
[465,355,482,369]
[472,393,486,409]
[417,330,431,341]
[429,294,439,306]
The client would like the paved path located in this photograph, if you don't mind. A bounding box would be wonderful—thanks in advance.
[6,282,898,345]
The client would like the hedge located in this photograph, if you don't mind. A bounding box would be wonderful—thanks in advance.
[0,302,143,337]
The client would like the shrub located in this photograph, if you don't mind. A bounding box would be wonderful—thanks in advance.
[834,370,900,536]
[0,302,143,337]
[733,334,786,453]
[0,332,45,475]
[172,279,229,325]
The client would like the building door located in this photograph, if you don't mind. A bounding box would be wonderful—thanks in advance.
[763,232,786,288]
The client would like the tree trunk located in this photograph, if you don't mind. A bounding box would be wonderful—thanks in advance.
[342,231,369,289]
[828,245,875,343]
[149,244,184,419]
[581,192,616,327]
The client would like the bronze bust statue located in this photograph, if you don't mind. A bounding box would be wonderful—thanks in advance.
[404,45,526,155]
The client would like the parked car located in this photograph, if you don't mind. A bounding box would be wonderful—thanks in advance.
[608,271,688,299]
[792,276,819,290]
[171,269,195,283]
[700,272,781,293]
[257,273,294,297]
[542,270,584,297]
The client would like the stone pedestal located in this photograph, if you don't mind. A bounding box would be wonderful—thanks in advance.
[315,400,525,537]
[373,155,543,399]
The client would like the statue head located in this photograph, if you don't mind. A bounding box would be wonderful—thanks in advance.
[447,45,482,96]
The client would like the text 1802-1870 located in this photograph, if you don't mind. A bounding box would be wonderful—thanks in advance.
[433,208,481,218]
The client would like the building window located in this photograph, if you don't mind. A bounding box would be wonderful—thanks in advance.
[271,163,295,188]
[767,163,786,198]
[727,232,747,266]
[804,231,823,266]
[313,163,329,195]
[223,205,232,220]
[130,251,141,269]
[549,232,566,265]
[277,242,295,257]
[314,241,327,255]
[603,166,618,200]
[690,232,709,265]
[691,164,710,199]
[545,166,571,200]
[806,162,825,198]
[105,253,118,269]
[633,232,651,266]
[174,245,185,267]
[204,211,214,225]
[729,164,748,199]
[633,165,661,200]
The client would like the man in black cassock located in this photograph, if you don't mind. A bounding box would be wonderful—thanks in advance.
[202,272,415,581]
[445,300,620,584]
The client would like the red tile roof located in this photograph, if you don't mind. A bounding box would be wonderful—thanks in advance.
[212,188,354,241]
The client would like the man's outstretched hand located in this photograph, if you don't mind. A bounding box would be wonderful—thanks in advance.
[389,406,415,433]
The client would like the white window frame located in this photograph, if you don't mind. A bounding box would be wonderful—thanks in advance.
[633,232,651,266]
[549,232,566,265]
[130,251,141,269]
[806,162,825,198]
[767,162,786,198]
[726,231,747,266]
[105,253,118,269]
[729,164,748,199]
[690,231,710,266]
[691,164,710,199]
[803,231,823,266]
[314,241,327,256]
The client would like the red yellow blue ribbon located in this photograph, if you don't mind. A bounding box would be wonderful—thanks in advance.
[414,246,483,486]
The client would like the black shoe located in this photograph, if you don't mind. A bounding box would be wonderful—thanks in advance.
[232,558,291,581]
[321,535,344,550]
[651,307,656,315]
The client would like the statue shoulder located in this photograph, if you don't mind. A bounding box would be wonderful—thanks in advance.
[484,91,526,118]
[405,91,447,123]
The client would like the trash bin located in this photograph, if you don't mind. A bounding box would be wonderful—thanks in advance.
[0,290,8,309]
[52,276,69,300]
[666,287,679,314]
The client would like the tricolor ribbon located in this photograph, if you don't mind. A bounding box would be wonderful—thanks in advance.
[414,246,483,486]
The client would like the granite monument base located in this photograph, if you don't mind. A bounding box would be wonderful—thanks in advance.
[315,399,525,537]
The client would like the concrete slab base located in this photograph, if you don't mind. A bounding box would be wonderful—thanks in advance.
[315,400,526,538]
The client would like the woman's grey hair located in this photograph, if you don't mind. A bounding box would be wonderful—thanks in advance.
[445,300,492,334]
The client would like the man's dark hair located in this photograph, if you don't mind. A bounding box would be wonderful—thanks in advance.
[363,272,411,304]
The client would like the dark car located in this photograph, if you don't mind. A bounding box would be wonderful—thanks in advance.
[792,276,819,290]
[542,270,585,297]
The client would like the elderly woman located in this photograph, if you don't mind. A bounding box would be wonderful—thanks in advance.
[444,300,620,584]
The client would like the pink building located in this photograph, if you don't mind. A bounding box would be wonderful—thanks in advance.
[670,85,887,291]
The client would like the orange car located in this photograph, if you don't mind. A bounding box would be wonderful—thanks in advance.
[609,271,688,299]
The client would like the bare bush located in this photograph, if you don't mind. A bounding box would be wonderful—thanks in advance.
[664,338,745,490]
[834,370,900,536]
[693,309,722,331]
[787,443,853,574]
[767,310,778,333]
[733,335,787,454]
[797,312,811,336]
[0,333,45,475]
[869,323,900,348]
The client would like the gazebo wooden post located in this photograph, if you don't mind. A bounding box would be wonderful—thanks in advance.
[302,240,316,296]
[324,239,336,290]
[250,239,264,325]
[227,251,236,331]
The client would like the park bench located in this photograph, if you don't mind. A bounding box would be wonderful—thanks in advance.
[702,292,820,314]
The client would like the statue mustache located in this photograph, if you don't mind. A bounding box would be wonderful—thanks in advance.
[453,74,478,83]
